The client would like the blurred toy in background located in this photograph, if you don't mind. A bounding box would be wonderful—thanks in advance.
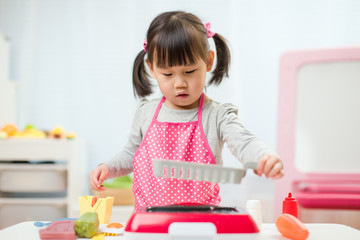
[0,130,8,139]
[1,123,46,138]
[49,126,65,139]
[1,123,18,137]
[49,126,77,140]
[0,123,76,139]
[66,132,76,140]
[13,124,46,138]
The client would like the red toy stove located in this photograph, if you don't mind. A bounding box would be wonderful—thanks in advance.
[124,204,259,240]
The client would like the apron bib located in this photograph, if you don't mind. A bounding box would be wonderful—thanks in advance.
[132,93,220,209]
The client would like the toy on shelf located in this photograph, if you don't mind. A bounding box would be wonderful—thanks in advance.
[13,124,46,138]
[49,126,76,139]
[66,132,76,139]
[0,123,77,139]
[0,130,7,139]
[49,126,65,139]
[1,123,47,138]
[78,196,114,225]
[1,123,18,137]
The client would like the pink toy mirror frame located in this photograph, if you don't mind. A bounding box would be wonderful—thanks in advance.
[275,47,360,219]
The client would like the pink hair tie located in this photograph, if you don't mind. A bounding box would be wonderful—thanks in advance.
[204,22,215,38]
[143,38,147,53]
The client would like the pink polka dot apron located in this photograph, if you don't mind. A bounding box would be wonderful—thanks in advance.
[132,93,220,209]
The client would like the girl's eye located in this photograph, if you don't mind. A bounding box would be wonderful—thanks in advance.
[163,73,172,77]
[185,69,196,74]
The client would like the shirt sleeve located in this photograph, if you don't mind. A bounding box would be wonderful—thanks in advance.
[217,103,279,166]
[104,100,148,178]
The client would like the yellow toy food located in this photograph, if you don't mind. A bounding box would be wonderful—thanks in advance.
[50,126,65,138]
[106,223,123,228]
[79,196,114,225]
[0,131,8,139]
[13,125,46,138]
[91,233,105,240]
[66,132,76,139]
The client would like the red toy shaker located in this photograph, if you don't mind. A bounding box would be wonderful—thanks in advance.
[282,192,298,218]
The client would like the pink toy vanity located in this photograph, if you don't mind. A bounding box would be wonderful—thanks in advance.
[275,47,360,226]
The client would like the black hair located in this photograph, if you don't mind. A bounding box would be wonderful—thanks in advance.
[132,11,231,98]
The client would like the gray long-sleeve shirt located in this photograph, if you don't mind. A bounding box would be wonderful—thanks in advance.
[105,98,278,178]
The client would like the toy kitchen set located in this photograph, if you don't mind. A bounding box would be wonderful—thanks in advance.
[30,160,310,240]
[37,160,264,240]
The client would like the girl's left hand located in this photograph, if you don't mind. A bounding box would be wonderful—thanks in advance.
[254,154,284,179]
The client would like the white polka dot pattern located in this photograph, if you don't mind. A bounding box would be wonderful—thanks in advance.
[132,94,220,209]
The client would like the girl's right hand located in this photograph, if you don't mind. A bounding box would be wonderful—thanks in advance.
[89,164,110,192]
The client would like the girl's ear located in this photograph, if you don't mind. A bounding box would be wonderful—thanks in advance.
[146,59,156,78]
[206,50,215,72]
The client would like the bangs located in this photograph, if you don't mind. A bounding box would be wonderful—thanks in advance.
[152,24,207,68]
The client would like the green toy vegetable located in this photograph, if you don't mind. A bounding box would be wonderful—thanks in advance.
[74,212,99,238]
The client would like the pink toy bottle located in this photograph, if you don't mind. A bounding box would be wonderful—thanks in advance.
[282,193,298,218]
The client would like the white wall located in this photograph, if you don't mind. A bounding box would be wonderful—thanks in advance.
[1,0,360,220]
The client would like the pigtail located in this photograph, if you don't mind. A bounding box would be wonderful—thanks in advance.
[132,50,153,98]
[209,33,231,85]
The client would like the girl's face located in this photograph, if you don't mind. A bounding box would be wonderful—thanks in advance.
[147,51,214,110]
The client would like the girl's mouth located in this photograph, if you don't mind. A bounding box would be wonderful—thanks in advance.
[176,93,189,98]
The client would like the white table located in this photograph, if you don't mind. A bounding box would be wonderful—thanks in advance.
[1,221,360,240]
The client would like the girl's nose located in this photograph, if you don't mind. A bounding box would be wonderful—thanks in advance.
[174,77,187,88]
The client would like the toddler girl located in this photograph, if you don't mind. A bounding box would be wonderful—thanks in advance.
[90,11,283,209]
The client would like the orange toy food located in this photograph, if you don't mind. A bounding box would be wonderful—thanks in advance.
[107,223,123,228]
[276,213,309,240]
[1,123,18,137]
[91,197,98,207]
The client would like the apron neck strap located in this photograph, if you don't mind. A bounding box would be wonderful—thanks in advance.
[152,96,166,122]
[197,92,205,123]
[152,93,205,123]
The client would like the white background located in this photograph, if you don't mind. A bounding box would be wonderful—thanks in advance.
[1,0,360,221]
